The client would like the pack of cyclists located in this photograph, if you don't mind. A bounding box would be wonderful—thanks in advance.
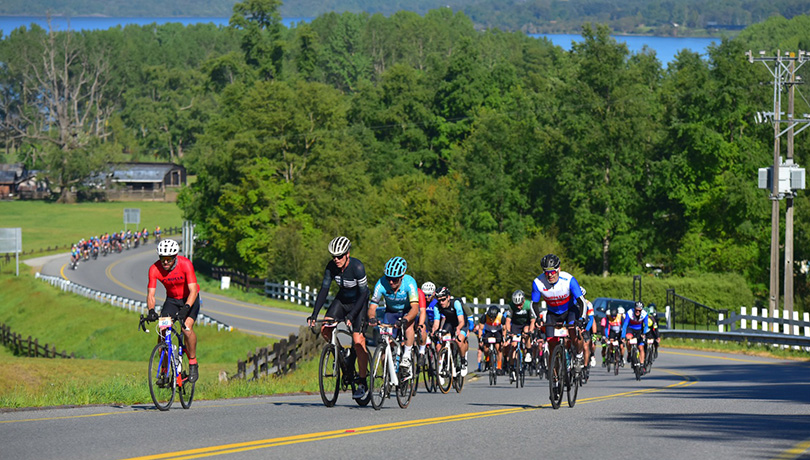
[305,237,662,408]
[68,227,164,269]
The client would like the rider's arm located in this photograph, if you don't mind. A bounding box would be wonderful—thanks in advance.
[146,265,158,311]
[621,315,629,338]
[311,267,334,319]
[147,287,157,311]
[367,280,384,321]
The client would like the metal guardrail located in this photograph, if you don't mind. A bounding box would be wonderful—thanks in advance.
[35,273,232,331]
[660,329,810,348]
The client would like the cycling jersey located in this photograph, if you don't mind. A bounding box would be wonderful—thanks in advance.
[621,310,650,337]
[584,299,595,331]
[438,297,466,329]
[506,300,536,327]
[311,257,368,318]
[147,255,198,301]
[531,270,584,316]
[480,310,504,332]
[425,297,439,323]
[370,274,419,313]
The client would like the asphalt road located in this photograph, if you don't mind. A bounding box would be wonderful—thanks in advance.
[16,245,810,460]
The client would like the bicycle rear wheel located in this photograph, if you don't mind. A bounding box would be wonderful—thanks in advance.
[518,348,526,388]
[353,349,371,407]
[613,348,621,375]
[178,352,195,409]
[488,348,496,386]
[566,350,579,408]
[148,343,175,411]
[370,345,387,410]
[452,345,464,393]
[633,347,642,380]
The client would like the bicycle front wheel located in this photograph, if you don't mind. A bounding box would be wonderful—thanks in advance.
[370,345,387,410]
[452,345,464,393]
[423,345,437,393]
[488,348,497,386]
[437,347,452,394]
[148,343,175,411]
[319,344,340,407]
[178,352,195,409]
[396,358,415,409]
[566,351,579,408]
[548,345,564,410]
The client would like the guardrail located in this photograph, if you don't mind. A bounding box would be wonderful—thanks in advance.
[660,329,810,348]
[34,273,232,331]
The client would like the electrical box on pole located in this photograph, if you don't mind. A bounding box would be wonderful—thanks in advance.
[758,161,806,195]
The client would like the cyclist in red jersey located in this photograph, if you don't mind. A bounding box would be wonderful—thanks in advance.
[146,239,201,383]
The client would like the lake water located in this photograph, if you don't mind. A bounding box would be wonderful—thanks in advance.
[0,16,717,65]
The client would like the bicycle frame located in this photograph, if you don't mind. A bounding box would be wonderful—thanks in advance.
[379,325,400,387]
[157,317,185,388]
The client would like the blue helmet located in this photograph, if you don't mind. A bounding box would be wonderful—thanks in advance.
[384,256,407,278]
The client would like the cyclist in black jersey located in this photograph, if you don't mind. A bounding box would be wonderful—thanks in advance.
[307,236,370,400]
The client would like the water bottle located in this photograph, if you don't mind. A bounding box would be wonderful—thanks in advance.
[395,346,401,371]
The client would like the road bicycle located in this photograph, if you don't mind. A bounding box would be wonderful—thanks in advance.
[509,334,527,388]
[546,323,580,409]
[531,332,546,380]
[311,320,370,408]
[644,336,658,371]
[483,334,498,386]
[436,331,465,394]
[416,326,438,393]
[139,312,195,411]
[369,323,415,410]
[627,335,644,381]
[605,337,622,375]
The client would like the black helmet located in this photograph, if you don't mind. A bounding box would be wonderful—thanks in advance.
[541,254,561,271]
[609,308,619,317]
[435,286,450,300]
[486,305,499,319]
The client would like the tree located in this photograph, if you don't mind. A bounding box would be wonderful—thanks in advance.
[3,23,114,202]
[230,0,284,80]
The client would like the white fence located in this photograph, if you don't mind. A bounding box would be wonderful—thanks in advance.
[718,306,810,337]
[35,273,232,331]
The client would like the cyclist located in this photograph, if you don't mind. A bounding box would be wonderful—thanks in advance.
[432,286,469,375]
[600,307,624,366]
[479,305,505,376]
[70,244,81,267]
[531,253,587,372]
[622,301,650,373]
[142,227,150,244]
[367,256,419,379]
[146,239,201,383]
[155,226,162,242]
[101,232,110,255]
[307,236,370,400]
[580,287,597,369]
[418,281,439,365]
[646,303,661,348]
[503,289,536,382]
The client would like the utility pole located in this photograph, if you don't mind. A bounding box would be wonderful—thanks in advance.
[748,49,810,330]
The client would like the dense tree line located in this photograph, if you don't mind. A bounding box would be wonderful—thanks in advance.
[2,3,810,309]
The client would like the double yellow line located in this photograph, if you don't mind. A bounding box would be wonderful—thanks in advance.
[125,369,698,460]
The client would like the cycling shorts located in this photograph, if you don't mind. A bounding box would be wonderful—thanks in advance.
[510,323,529,336]
[440,321,468,338]
[480,329,503,349]
[160,296,201,324]
[625,328,644,344]
[607,329,622,341]
[544,309,577,337]
[325,298,367,334]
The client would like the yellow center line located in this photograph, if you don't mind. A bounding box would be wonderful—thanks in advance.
[774,439,810,460]
[122,371,698,460]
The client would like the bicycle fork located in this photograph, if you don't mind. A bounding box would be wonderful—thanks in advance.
[385,343,400,387]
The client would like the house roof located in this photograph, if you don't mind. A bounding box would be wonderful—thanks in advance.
[110,164,179,183]
[0,170,17,184]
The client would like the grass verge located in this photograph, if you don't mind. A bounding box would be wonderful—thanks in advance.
[661,337,810,361]
[0,273,320,409]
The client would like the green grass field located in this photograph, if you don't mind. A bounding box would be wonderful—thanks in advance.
[0,201,184,254]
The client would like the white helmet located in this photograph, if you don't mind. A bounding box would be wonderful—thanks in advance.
[618,307,626,315]
[512,289,525,305]
[421,281,436,297]
[328,236,351,257]
[157,239,180,257]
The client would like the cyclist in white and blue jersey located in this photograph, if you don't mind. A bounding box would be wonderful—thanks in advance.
[531,254,587,369]
[367,256,420,377]
[622,301,650,373]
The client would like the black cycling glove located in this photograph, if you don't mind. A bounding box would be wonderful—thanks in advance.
[146,309,159,322]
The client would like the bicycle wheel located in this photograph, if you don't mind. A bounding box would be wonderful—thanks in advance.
[423,345,437,393]
[633,347,642,381]
[488,348,496,386]
[566,350,579,408]
[396,357,415,408]
[353,349,371,407]
[452,345,464,393]
[370,345,387,410]
[148,343,175,411]
[318,344,340,407]
[548,344,565,409]
[614,348,621,375]
[437,347,452,394]
[518,348,526,388]
[178,352,195,409]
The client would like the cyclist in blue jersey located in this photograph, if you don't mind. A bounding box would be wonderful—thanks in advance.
[580,287,597,369]
[531,254,587,371]
[307,236,370,399]
[418,281,439,364]
[367,257,420,379]
[622,301,650,373]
